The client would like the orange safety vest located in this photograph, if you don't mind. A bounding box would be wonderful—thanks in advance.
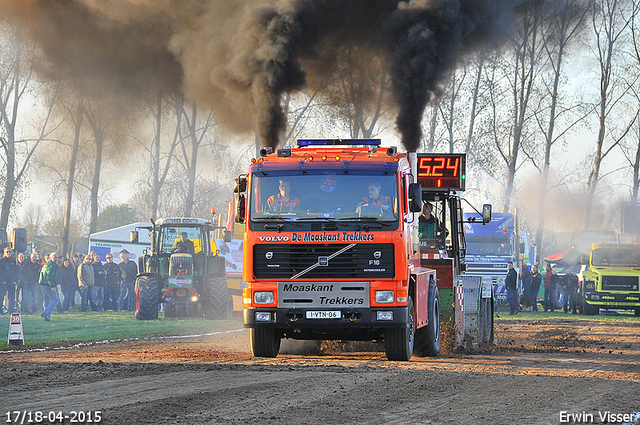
[267,194,301,211]
[363,196,391,207]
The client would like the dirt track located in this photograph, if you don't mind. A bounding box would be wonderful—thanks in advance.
[1,317,639,425]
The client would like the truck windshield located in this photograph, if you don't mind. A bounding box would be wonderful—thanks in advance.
[466,236,512,256]
[592,248,640,267]
[249,171,398,222]
[159,226,204,254]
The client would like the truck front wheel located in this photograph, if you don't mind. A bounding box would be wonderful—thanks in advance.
[250,328,281,358]
[135,275,159,320]
[415,281,440,357]
[582,302,599,315]
[384,297,415,361]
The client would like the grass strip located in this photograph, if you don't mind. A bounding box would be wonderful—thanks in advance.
[0,310,243,349]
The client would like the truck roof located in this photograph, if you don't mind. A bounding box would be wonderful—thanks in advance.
[155,218,211,226]
[250,141,411,174]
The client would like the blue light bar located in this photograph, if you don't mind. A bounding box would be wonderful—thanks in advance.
[296,139,381,147]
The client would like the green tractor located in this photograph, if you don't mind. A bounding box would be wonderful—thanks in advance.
[131,216,233,320]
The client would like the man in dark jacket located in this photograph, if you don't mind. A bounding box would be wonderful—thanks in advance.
[520,261,532,308]
[562,267,579,314]
[118,251,138,311]
[21,253,41,314]
[103,254,121,311]
[0,247,18,313]
[91,251,106,311]
[39,252,59,321]
[530,265,542,312]
[505,261,521,315]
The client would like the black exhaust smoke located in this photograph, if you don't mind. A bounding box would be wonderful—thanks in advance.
[1,0,523,151]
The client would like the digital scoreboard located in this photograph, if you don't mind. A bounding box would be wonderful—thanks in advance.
[416,153,466,191]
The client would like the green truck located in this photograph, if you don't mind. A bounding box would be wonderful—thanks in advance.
[580,243,640,316]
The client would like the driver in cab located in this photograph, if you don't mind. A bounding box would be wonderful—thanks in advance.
[172,232,195,254]
[359,182,392,213]
[266,179,301,213]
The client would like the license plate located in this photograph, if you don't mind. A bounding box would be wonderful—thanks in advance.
[306,310,341,319]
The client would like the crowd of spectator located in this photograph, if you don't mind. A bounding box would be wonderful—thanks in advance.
[0,248,138,321]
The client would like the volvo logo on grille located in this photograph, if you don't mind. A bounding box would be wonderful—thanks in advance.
[265,252,274,260]
[318,256,329,266]
[373,251,382,259]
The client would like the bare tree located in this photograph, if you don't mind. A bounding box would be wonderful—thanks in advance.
[584,0,634,228]
[60,93,84,257]
[0,21,56,229]
[527,0,590,262]
[622,0,640,203]
[176,101,217,216]
[494,0,546,213]
[323,45,390,139]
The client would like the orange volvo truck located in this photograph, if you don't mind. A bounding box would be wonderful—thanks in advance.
[234,139,486,360]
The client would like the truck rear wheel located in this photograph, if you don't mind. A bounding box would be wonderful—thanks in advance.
[384,297,415,361]
[203,276,233,320]
[135,275,159,320]
[250,328,281,357]
[415,282,440,357]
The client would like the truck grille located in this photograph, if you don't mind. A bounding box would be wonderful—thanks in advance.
[602,275,639,291]
[253,243,394,279]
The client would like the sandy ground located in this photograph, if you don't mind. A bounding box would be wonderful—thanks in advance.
[1,316,639,425]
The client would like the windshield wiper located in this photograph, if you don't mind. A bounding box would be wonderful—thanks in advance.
[335,216,392,227]
[294,217,350,228]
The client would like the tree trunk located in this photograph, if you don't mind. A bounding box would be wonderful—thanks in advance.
[61,100,83,258]
[89,129,104,235]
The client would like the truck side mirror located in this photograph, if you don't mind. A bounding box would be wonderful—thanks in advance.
[234,175,247,193]
[482,204,492,223]
[235,193,246,224]
[130,230,139,243]
[408,183,422,213]
[223,229,233,243]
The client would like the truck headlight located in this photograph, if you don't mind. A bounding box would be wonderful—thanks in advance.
[375,290,394,303]
[254,291,274,304]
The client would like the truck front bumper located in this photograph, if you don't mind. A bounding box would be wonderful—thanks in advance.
[244,307,409,331]
[583,291,640,307]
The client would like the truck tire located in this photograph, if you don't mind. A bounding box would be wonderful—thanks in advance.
[203,276,233,320]
[414,282,440,357]
[582,301,599,315]
[384,297,415,361]
[554,285,566,310]
[250,327,281,357]
[135,275,159,320]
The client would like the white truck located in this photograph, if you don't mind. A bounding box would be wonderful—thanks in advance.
[88,222,152,261]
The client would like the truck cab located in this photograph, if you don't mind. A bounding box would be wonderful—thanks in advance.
[581,243,640,316]
[236,139,448,361]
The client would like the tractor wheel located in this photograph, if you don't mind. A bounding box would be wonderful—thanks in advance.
[135,275,159,320]
[250,327,281,358]
[384,297,415,361]
[203,275,233,320]
[415,282,440,357]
